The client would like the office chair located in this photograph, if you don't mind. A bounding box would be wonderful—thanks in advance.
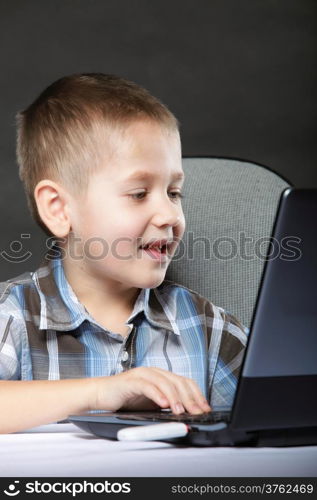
[166,157,290,328]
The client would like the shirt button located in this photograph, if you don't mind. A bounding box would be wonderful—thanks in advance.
[122,350,129,362]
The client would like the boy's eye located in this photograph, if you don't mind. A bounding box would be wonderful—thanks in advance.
[131,192,147,200]
[130,191,184,201]
[169,191,184,200]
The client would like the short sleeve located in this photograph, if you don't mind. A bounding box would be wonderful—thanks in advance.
[0,314,24,380]
[209,310,248,410]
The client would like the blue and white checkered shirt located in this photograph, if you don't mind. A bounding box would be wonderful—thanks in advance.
[0,255,248,410]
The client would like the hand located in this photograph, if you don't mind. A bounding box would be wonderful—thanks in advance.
[92,367,212,415]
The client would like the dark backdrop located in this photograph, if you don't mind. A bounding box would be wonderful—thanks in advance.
[0,0,316,280]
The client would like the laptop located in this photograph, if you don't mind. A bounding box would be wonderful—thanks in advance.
[69,188,317,447]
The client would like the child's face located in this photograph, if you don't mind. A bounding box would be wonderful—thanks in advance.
[68,120,185,290]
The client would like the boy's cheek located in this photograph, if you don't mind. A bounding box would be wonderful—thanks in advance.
[110,238,138,260]
[83,238,112,260]
[176,218,186,240]
[67,238,134,262]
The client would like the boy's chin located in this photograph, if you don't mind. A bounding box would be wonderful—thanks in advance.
[134,273,167,290]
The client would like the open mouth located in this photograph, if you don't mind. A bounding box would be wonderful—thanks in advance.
[141,243,168,254]
[139,239,173,260]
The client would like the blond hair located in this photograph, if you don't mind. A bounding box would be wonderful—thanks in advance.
[16,73,179,231]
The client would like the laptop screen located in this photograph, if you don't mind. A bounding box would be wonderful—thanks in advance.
[231,188,317,431]
[242,188,317,378]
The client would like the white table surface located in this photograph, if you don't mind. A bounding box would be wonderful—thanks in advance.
[1,423,316,477]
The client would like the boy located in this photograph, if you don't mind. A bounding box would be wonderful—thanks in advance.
[0,73,247,433]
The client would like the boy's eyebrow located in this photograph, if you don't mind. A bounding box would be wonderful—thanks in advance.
[122,170,185,183]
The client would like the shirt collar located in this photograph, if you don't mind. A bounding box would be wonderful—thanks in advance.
[33,255,175,333]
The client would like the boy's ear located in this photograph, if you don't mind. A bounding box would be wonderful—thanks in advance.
[34,180,72,238]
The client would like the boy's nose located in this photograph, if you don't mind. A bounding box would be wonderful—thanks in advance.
[149,194,185,230]
[151,212,184,229]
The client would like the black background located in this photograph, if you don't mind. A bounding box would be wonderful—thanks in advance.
[0,0,316,279]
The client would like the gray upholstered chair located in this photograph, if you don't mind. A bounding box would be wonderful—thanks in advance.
[166,157,290,328]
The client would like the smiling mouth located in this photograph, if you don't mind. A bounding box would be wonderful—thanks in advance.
[143,245,167,256]
[138,240,173,260]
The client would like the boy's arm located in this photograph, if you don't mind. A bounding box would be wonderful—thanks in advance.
[0,378,94,433]
[0,367,211,434]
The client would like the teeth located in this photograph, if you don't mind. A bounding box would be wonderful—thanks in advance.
[143,244,163,250]
[144,244,162,249]
[141,241,171,250]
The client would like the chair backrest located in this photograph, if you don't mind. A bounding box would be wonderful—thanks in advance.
[166,157,290,328]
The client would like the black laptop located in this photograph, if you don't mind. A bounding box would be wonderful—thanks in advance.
[69,188,317,447]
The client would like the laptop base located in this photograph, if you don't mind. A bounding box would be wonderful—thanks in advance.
[69,412,317,447]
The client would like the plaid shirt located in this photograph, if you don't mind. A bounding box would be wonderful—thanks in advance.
[0,256,248,410]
